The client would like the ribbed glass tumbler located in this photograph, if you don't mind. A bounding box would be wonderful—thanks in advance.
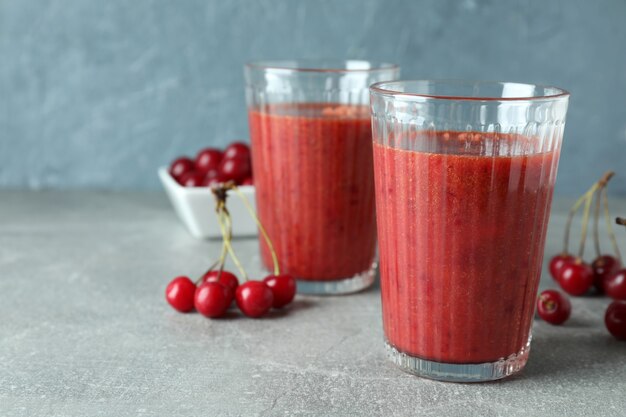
[370,80,569,381]
[245,61,399,294]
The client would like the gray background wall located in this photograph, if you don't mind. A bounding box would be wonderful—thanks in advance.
[1,0,625,195]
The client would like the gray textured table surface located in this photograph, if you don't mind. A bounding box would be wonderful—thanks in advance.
[1,191,626,417]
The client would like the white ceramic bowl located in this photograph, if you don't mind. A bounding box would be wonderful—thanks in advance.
[158,167,258,239]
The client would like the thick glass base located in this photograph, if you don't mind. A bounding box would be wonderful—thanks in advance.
[295,262,377,295]
[384,337,531,382]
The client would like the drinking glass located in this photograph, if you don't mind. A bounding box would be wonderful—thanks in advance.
[370,80,569,381]
[245,60,399,294]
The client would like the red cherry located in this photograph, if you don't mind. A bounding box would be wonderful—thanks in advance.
[179,171,205,187]
[204,168,220,180]
[605,300,626,340]
[549,254,575,281]
[194,282,232,318]
[605,269,626,301]
[202,177,220,187]
[201,169,223,187]
[241,177,254,186]
[558,261,593,296]
[169,157,195,181]
[223,142,251,161]
[202,270,239,292]
[195,148,223,173]
[592,255,621,293]
[235,281,273,318]
[263,274,296,308]
[536,289,571,325]
[165,276,196,313]
[219,157,251,184]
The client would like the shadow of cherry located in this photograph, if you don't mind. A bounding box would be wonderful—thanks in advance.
[199,297,318,320]
[265,298,317,318]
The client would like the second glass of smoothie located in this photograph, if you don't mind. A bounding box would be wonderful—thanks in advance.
[370,80,569,381]
[245,60,399,294]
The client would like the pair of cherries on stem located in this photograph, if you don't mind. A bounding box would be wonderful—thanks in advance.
[166,182,297,318]
[166,271,296,318]
[549,253,626,299]
[538,172,626,340]
[196,270,296,318]
[548,171,625,298]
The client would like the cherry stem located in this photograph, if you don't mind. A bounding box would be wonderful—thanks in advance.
[578,186,596,259]
[564,190,593,254]
[211,183,249,282]
[592,172,615,258]
[194,259,221,285]
[230,185,280,276]
[563,171,614,257]
[216,201,248,281]
[223,207,248,280]
[214,194,230,279]
[593,187,602,257]
[208,228,229,283]
[216,238,228,277]
[564,185,596,254]
[539,295,556,313]
[603,188,622,263]
[598,171,615,188]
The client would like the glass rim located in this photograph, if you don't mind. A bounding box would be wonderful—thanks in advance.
[245,59,399,74]
[370,79,570,102]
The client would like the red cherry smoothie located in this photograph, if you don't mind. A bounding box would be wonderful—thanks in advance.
[373,132,558,364]
[248,103,376,280]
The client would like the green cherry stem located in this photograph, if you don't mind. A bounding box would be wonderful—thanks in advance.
[231,185,280,276]
[564,171,614,257]
[593,186,602,257]
[215,201,248,281]
[194,258,222,285]
[592,172,615,258]
[578,185,596,259]
[212,228,229,282]
[564,186,595,254]
[604,191,622,263]
[222,206,249,281]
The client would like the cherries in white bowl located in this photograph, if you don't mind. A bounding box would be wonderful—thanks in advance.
[169,142,253,188]
[159,141,257,239]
